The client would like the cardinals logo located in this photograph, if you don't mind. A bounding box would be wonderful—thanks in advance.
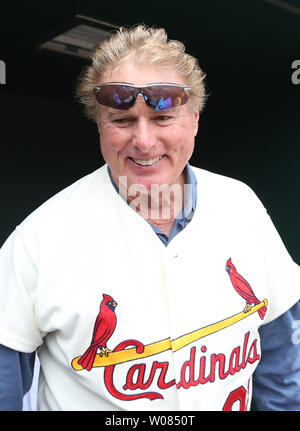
[225,258,267,320]
[77,294,118,371]
[72,262,268,407]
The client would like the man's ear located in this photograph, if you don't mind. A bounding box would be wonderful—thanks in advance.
[193,111,199,137]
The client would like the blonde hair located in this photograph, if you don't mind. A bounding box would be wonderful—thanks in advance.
[75,24,207,122]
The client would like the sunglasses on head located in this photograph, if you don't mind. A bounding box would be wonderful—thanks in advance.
[93,82,191,111]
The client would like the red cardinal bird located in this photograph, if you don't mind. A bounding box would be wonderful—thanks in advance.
[226,258,267,320]
[78,294,117,371]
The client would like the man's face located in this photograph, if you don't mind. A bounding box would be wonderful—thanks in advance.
[97,62,199,192]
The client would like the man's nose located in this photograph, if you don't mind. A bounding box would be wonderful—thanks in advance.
[133,118,156,152]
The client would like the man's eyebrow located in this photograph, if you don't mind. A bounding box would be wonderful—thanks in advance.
[105,109,126,118]
[106,110,136,120]
[103,106,178,120]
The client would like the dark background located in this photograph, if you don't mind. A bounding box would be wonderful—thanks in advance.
[0,0,299,262]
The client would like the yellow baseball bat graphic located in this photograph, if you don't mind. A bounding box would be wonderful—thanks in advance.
[71,299,268,371]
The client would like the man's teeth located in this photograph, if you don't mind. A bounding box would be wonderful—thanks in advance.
[131,156,162,166]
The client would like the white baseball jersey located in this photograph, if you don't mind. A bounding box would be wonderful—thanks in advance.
[0,164,299,411]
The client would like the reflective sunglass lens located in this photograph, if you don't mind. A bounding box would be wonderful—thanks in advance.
[94,84,189,110]
[98,85,136,110]
[144,86,188,111]
[147,96,173,111]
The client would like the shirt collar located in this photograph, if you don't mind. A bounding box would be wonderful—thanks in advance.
[184,161,197,217]
[107,162,197,217]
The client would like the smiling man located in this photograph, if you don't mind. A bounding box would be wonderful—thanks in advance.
[97,64,199,191]
[0,25,299,411]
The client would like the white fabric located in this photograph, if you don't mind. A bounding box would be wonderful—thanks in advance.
[0,164,299,411]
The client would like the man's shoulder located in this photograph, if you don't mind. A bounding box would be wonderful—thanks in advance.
[18,165,110,229]
[190,165,253,191]
[189,165,264,209]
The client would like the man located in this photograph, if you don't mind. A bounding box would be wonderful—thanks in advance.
[0,25,299,411]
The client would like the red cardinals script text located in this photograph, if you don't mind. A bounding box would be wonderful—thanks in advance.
[103,331,260,402]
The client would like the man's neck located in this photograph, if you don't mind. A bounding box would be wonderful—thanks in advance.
[107,164,195,237]
[124,170,186,234]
